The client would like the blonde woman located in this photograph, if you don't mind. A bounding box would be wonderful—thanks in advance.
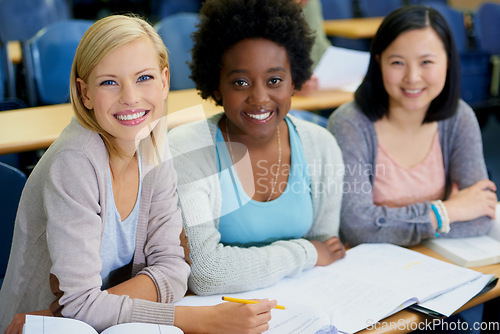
[0,15,275,334]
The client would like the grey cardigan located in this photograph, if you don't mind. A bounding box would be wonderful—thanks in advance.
[168,113,344,296]
[0,118,190,333]
[328,100,492,246]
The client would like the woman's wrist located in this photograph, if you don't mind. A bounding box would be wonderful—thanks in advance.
[431,200,451,235]
[440,200,455,224]
[429,207,439,230]
[174,306,214,333]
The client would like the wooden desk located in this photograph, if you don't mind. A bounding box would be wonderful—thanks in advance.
[0,89,221,155]
[0,88,353,155]
[323,17,383,39]
[359,244,500,334]
[292,89,353,111]
[7,41,22,64]
[449,0,500,11]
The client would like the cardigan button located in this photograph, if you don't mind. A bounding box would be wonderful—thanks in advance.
[378,218,386,224]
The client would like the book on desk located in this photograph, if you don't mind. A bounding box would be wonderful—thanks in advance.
[176,243,496,334]
[424,203,500,268]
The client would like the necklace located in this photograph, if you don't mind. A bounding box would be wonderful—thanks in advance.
[225,118,282,202]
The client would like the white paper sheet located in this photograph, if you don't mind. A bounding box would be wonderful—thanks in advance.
[417,274,495,316]
[313,46,370,91]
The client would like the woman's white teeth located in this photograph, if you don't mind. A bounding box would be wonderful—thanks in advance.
[247,112,271,120]
[116,111,146,121]
[405,89,422,94]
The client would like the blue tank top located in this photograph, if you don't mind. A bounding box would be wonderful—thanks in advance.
[100,154,142,289]
[216,117,313,247]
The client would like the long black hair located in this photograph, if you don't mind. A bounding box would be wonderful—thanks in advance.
[355,5,461,123]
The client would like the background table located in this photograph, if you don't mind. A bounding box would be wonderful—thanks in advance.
[0,88,354,155]
[323,17,383,39]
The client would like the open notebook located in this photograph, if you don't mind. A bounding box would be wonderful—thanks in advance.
[176,243,494,334]
[23,316,183,334]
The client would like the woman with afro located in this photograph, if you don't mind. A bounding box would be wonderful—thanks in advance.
[168,0,346,296]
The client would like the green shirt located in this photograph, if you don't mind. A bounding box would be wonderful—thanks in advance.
[303,0,331,69]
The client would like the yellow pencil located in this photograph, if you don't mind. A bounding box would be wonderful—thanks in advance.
[221,296,285,310]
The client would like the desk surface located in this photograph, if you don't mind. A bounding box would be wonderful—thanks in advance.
[323,17,383,39]
[0,88,353,155]
[359,244,500,334]
[292,89,353,111]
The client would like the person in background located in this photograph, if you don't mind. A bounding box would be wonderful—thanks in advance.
[295,0,370,95]
[298,0,330,70]
[0,14,276,334]
[328,5,497,248]
[168,0,345,296]
[293,0,322,95]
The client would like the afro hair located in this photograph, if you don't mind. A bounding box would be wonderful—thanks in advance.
[190,0,314,105]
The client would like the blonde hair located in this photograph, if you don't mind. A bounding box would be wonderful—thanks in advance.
[70,14,169,164]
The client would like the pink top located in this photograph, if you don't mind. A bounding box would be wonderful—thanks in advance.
[373,132,446,208]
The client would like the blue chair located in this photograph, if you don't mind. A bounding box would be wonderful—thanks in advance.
[0,0,70,42]
[23,19,93,106]
[151,0,201,22]
[155,13,199,90]
[0,43,26,111]
[289,109,328,128]
[320,0,370,51]
[425,3,467,52]
[475,3,500,97]
[475,3,500,54]
[320,0,354,20]
[358,0,404,17]
[0,75,4,108]
[426,3,491,107]
[0,162,27,287]
[408,0,447,5]
[0,43,11,99]
[1,44,26,173]
[0,0,70,108]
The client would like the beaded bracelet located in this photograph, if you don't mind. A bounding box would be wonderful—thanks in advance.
[434,200,451,233]
[430,203,442,237]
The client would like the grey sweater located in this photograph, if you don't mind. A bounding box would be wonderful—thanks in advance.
[168,113,344,296]
[328,100,492,246]
[0,118,190,333]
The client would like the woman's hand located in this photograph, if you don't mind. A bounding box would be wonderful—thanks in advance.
[311,236,346,266]
[444,179,497,223]
[175,299,277,333]
[5,309,52,334]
